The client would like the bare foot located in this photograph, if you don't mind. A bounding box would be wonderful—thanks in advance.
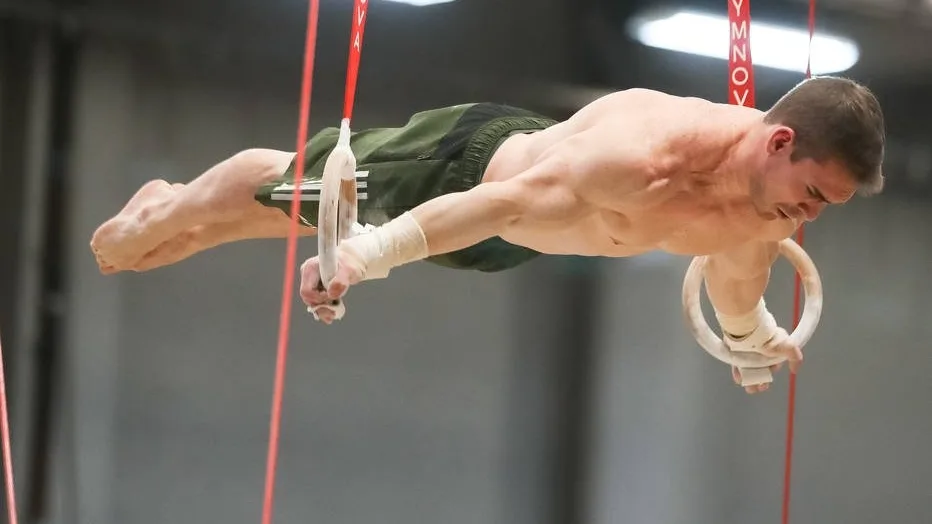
[93,177,314,274]
[131,226,204,272]
[90,180,175,273]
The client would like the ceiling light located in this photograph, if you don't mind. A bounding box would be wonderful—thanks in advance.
[630,10,859,74]
[383,0,456,6]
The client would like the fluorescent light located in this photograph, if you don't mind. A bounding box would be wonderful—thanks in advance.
[630,10,859,74]
[383,0,456,5]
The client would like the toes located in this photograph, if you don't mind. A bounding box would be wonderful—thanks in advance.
[93,250,112,273]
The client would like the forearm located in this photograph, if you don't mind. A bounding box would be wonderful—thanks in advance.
[704,267,770,316]
[704,269,770,337]
[336,151,580,281]
[699,241,804,381]
[337,179,531,280]
[703,242,778,337]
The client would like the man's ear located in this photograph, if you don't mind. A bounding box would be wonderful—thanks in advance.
[766,126,795,155]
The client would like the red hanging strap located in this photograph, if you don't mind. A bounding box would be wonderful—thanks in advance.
[784,3,817,524]
[727,0,754,108]
[261,1,320,523]
[344,0,370,122]
[263,0,371,522]
[0,332,18,524]
[726,1,816,522]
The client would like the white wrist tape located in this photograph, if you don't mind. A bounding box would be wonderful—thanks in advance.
[716,299,765,338]
[350,222,377,236]
[715,299,779,354]
[715,299,788,387]
[339,211,429,281]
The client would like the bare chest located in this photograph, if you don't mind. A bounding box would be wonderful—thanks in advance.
[596,199,789,256]
[501,201,789,258]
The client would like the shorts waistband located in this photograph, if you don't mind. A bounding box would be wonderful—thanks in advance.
[460,115,558,186]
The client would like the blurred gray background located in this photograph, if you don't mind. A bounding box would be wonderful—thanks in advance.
[1,0,930,523]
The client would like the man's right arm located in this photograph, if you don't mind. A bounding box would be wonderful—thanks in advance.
[335,143,588,281]
[413,156,584,256]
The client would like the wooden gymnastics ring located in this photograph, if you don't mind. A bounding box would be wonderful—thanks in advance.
[314,118,359,321]
[681,238,824,384]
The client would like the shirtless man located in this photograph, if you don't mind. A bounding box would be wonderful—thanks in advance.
[90,76,886,393]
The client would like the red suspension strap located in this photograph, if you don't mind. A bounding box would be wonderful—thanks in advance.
[261,0,320,523]
[344,0,370,123]
[784,3,817,523]
[0,333,18,524]
[728,1,816,523]
[727,0,754,108]
[262,1,370,523]
[0,5,367,524]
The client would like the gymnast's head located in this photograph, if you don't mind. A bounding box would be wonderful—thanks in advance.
[748,76,886,222]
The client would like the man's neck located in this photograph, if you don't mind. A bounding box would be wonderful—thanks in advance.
[715,124,760,201]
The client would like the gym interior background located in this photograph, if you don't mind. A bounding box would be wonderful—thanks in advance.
[1,0,931,523]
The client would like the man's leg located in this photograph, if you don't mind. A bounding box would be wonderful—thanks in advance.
[90,148,298,272]
[126,210,314,273]
[98,190,315,274]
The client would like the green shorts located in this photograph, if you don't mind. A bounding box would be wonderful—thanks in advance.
[254,103,558,272]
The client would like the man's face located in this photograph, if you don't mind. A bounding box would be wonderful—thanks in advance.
[752,126,858,221]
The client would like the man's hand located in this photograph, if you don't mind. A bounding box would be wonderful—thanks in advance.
[299,211,430,323]
[723,309,803,394]
[703,239,805,394]
[299,247,367,324]
[730,339,804,394]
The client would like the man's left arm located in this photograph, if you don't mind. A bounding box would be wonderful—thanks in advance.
[703,240,803,391]
[704,240,778,325]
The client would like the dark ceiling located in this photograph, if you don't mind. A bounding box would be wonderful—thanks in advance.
[2,0,931,192]
[4,0,932,95]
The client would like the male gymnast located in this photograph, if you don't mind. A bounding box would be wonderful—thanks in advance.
[90,76,886,393]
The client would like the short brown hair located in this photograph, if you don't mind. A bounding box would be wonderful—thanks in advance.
[763,76,886,195]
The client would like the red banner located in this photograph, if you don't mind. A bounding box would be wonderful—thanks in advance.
[728,0,755,108]
[344,0,369,121]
